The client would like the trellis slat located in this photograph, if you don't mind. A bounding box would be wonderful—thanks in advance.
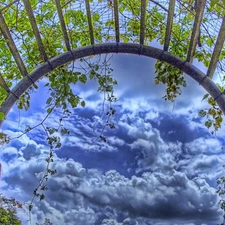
[114,0,120,43]
[140,0,147,45]
[55,0,71,51]
[207,16,225,78]
[187,0,206,63]
[164,0,176,51]
[0,12,28,77]
[23,0,48,62]
[85,0,94,45]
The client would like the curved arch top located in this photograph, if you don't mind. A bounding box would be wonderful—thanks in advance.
[0,43,225,127]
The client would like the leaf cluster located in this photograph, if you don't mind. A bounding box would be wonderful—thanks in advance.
[199,92,223,133]
[0,194,22,225]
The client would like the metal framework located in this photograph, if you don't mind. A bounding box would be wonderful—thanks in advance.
[0,0,225,126]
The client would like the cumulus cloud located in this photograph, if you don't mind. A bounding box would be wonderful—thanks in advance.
[1,129,223,224]
[1,54,225,225]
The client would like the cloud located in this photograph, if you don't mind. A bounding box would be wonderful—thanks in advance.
[1,108,224,225]
[1,138,224,225]
[77,169,222,223]
[1,53,225,225]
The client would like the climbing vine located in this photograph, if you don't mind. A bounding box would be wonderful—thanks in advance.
[0,0,225,223]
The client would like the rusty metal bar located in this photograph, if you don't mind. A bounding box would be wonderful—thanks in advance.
[0,12,28,77]
[114,0,120,43]
[187,0,206,63]
[23,0,48,62]
[207,16,225,78]
[85,0,94,45]
[55,0,71,51]
[164,0,176,51]
[140,0,147,45]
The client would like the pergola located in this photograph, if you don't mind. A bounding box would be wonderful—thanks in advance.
[0,0,225,127]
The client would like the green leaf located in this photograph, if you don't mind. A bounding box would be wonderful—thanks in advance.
[47,108,52,114]
[0,112,5,120]
[29,204,33,211]
[55,142,62,148]
[79,74,87,84]
[40,194,45,201]
[89,70,96,79]
[198,109,207,117]
[205,120,212,128]
[201,93,209,101]
[81,100,85,107]
[46,97,53,105]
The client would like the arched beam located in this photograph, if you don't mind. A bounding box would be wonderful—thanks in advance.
[0,43,225,127]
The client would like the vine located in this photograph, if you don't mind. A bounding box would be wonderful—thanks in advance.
[0,54,118,224]
[0,0,225,223]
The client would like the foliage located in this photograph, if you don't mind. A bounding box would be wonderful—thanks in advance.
[0,194,22,225]
[36,218,53,225]
[0,207,21,225]
[0,0,224,130]
[199,92,223,133]
[0,0,225,223]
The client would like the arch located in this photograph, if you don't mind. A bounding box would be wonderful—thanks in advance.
[0,43,225,127]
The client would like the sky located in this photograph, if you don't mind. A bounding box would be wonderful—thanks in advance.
[0,53,225,225]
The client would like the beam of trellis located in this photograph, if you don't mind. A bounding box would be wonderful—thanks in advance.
[85,0,94,45]
[0,12,28,77]
[0,73,10,93]
[55,0,71,51]
[207,16,225,78]
[0,0,225,126]
[187,0,206,63]
[140,0,147,45]
[23,0,48,62]
[164,0,176,51]
[113,0,120,43]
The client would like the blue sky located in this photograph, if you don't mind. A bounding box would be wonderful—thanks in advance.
[0,53,225,225]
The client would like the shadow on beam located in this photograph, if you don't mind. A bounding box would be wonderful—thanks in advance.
[1,43,225,127]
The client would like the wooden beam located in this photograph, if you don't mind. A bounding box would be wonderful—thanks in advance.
[140,0,147,45]
[55,0,71,51]
[164,0,176,51]
[0,72,10,93]
[187,0,206,63]
[0,12,28,77]
[85,0,94,45]
[22,0,48,62]
[207,16,225,79]
[114,0,120,43]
